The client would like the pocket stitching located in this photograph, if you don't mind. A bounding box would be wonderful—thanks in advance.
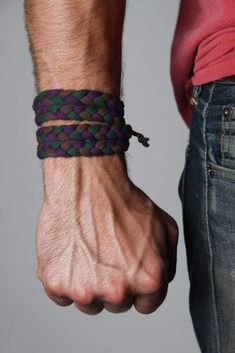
[207,161,235,182]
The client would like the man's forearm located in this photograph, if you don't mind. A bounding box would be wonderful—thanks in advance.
[24,0,126,96]
[25,0,128,178]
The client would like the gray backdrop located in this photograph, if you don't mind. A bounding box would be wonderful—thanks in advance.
[0,1,200,352]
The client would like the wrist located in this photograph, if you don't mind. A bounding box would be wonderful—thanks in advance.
[36,69,122,97]
[42,154,128,202]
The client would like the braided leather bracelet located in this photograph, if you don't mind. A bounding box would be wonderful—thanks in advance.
[33,89,150,159]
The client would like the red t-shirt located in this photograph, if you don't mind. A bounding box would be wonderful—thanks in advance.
[170,0,235,128]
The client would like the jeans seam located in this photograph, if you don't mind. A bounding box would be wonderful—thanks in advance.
[221,107,232,165]
[204,82,222,353]
[178,141,189,208]
[221,130,225,163]
[181,143,190,206]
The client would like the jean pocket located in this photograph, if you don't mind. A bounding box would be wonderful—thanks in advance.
[207,161,235,183]
[206,103,235,171]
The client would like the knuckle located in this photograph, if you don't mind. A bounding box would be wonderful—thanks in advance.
[45,277,63,296]
[72,287,95,306]
[143,262,168,294]
[105,282,127,305]
[144,276,164,294]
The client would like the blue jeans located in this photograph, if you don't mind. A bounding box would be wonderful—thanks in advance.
[178,78,235,353]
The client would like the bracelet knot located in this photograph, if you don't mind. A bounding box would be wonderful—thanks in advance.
[131,130,150,147]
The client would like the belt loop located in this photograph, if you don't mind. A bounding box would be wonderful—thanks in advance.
[189,84,202,106]
[192,85,202,99]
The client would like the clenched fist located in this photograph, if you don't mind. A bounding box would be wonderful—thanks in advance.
[36,154,178,314]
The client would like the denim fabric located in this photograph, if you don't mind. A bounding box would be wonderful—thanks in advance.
[178,79,235,353]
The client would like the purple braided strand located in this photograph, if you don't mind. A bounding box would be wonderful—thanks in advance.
[33,89,150,159]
